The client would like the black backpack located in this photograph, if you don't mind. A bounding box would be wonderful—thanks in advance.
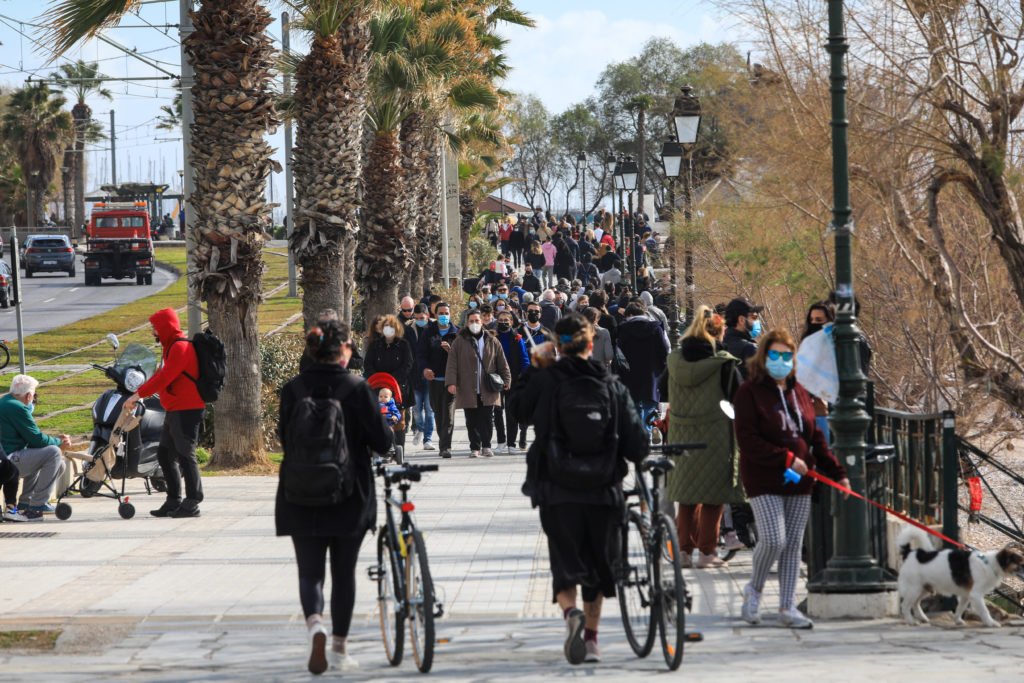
[174,329,227,403]
[282,377,356,506]
[546,369,621,490]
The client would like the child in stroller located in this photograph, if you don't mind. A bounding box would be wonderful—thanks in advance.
[366,372,406,464]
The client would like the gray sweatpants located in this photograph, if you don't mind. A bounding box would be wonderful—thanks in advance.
[9,445,65,507]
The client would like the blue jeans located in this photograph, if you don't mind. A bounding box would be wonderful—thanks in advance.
[413,379,434,442]
[636,399,659,435]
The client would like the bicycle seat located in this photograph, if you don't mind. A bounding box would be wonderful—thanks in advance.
[641,458,675,474]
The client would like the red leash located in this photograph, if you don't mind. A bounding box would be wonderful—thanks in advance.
[803,469,968,550]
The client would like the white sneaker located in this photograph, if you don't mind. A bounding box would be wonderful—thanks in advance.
[779,607,813,629]
[422,440,436,451]
[412,431,423,446]
[482,447,495,458]
[307,622,328,674]
[3,507,27,522]
[722,530,744,551]
[741,583,761,625]
[470,450,481,458]
[328,650,359,671]
[504,444,513,455]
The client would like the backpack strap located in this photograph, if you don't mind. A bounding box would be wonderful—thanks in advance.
[169,337,200,387]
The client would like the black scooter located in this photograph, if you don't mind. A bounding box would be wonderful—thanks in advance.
[56,335,166,520]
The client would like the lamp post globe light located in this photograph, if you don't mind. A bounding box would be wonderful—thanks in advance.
[805,0,896,618]
[673,85,702,145]
[618,156,639,292]
[660,137,683,348]
[577,152,587,224]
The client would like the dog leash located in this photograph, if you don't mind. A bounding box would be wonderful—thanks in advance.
[802,469,968,550]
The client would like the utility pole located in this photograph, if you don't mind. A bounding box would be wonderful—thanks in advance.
[180,0,202,336]
[109,110,117,187]
[283,11,297,298]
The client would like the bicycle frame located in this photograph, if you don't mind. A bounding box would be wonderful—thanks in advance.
[379,464,417,611]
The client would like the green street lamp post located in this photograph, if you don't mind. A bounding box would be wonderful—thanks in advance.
[671,86,702,330]
[660,136,683,348]
[606,153,618,237]
[577,152,587,224]
[619,156,639,292]
[813,0,892,597]
[613,157,625,259]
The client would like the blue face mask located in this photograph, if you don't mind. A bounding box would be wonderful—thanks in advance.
[28,401,35,415]
[498,293,507,300]
[766,358,793,380]
[415,319,428,328]
[438,315,450,326]
[468,301,478,308]
[750,319,763,338]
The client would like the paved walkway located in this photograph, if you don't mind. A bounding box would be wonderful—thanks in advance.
[2,416,1024,680]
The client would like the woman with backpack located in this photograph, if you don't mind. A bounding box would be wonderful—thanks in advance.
[444,310,511,458]
[733,327,848,630]
[665,305,745,569]
[510,313,648,665]
[276,320,393,674]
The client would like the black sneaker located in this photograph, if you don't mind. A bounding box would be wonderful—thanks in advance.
[151,500,182,518]
[564,608,586,665]
[170,501,201,518]
[440,450,452,459]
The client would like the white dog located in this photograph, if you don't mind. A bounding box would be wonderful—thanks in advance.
[897,525,1024,627]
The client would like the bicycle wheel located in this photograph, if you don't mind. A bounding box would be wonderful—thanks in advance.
[406,528,436,673]
[377,527,405,666]
[0,343,10,371]
[617,510,656,657]
[654,513,687,671]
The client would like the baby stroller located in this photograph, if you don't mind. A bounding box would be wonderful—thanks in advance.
[366,372,406,464]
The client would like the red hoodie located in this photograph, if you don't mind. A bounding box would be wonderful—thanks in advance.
[136,308,205,411]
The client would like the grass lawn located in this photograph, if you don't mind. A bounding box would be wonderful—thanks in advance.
[25,248,302,442]
[0,630,61,650]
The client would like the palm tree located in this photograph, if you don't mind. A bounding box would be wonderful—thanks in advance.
[44,0,279,469]
[156,80,183,132]
[49,60,112,231]
[289,0,376,330]
[0,83,73,226]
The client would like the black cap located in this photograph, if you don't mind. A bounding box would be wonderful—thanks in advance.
[724,298,763,320]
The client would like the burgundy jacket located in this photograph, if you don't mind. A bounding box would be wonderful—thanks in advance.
[733,375,845,497]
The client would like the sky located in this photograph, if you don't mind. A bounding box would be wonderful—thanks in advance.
[0,0,740,220]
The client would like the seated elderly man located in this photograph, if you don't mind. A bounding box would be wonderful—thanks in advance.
[0,375,70,521]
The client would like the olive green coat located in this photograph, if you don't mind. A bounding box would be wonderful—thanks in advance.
[665,348,746,505]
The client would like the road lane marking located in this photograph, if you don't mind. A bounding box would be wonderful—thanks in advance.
[69,287,79,292]
[43,298,56,303]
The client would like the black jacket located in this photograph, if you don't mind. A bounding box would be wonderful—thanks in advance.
[522,273,541,294]
[526,251,546,269]
[417,322,459,379]
[510,355,648,508]
[275,364,393,538]
[617,316,669,403]
[539,300,561,330]
[363,336,415,405]
[723,327,757,377]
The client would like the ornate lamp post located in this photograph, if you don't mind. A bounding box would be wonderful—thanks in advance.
[660,137,683,347]
[807,0,895,615]
[672,86,702,330]
[619,156,639,292]
[613,157,625,257]
[577,152,587,225]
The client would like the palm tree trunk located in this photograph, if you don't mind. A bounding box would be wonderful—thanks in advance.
[358,129,410,323]
[291,16,372,331]
[459,190,475,273]
[417,136,443,289]
[399,110,426,298]
[185,0,278,469]
[72,102,90,230]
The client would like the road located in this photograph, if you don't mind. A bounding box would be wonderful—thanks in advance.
[0,255,177,339]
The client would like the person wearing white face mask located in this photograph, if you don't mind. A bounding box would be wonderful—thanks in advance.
[445,311,511,458]
[363,315,415,453]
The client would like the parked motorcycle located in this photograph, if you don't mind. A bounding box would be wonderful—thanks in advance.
[56,334,166,519]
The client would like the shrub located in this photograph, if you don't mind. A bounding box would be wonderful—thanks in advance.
[259,333,304,450]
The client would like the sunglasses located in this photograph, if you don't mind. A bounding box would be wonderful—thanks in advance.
[401,308,413,313]
[767,350,794,362]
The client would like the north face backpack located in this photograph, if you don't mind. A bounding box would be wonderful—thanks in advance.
[546,370,620,490]
[282,378,357,506]
[175,328,227,403]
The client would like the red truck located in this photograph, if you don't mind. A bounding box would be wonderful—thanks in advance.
[84,202,156,286]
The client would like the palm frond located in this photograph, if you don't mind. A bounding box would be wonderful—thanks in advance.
[38,0,142,59]
[447,77,499,112]
[487,4,534,28]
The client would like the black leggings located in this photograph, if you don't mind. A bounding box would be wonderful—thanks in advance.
[291,534,364,637]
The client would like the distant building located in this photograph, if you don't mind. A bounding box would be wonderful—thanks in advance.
[478,195,530,215]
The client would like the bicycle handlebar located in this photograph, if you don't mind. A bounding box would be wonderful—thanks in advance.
[650,442,707,456]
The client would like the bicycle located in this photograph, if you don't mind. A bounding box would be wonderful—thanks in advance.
[0,339,9,370]
[367,458,444,673]
[616,442,706,671]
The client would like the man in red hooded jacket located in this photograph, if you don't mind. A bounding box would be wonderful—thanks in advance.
[125,308,206,518]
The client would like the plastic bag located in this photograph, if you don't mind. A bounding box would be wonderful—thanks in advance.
[796,324,838,403]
